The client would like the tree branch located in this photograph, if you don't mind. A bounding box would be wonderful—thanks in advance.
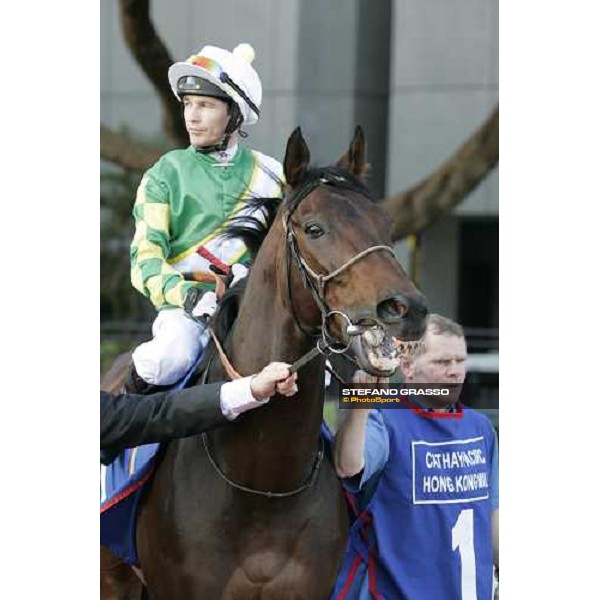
[118,0,188,146]
[101,125,165,171]
[382,106,499,241]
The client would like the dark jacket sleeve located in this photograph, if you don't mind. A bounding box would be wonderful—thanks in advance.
[100,383,228,464]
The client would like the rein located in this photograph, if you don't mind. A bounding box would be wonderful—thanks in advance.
[199,349,325,499]
[202,432,324,499]
[208,328,242,380]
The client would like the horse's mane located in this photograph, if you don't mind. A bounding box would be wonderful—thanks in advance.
[221,195,282,259]
[221,166,372,258]
[207,165,373,347]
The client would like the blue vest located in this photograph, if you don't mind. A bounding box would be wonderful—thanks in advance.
[333,406,495,600]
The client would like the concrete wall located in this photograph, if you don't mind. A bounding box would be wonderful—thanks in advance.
[387,0,498,319]
[294,0,392,199]
[386,0,498,212]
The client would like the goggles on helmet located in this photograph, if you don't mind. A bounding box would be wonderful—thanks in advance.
[177,76,230,101]
[188,56,260,119]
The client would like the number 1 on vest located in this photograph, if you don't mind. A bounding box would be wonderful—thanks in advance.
[452,508,477,600]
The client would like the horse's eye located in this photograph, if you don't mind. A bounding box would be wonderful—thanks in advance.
[304,223,324,238]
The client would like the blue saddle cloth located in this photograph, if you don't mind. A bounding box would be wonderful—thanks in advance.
[100,442,161,566]
[100,357,204,566]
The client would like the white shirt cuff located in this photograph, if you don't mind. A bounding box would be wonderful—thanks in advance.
[220,376,270,421]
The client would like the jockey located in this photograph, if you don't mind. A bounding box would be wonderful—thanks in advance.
[128,43,284,393]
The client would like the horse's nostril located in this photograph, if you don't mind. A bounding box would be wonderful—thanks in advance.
[391,299,408,317]
[378,297,408,320]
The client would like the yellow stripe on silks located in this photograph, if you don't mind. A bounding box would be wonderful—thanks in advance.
[164,280,186,307]
[152,262,186,306]
[147,274,168,307]
[136,239,165,263]
[135,175,149,201]
[168,155,260,266]
[230,246,248,264]
[167,242,202,267]
[131,265,144,294]
[131,221,148,248]
[143,203,170,233]
[231,153,261,213]
[251,150,285,198]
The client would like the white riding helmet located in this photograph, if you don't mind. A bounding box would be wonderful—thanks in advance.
[168,43,262,126]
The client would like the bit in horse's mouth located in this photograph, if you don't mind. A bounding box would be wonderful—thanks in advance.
[350,327,422,377]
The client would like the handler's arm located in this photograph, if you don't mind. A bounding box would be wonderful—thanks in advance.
[334,408,390,492]
[334,409,372,478]
[335,369,391,488]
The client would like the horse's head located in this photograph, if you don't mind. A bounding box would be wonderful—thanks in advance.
[279,127,428,376]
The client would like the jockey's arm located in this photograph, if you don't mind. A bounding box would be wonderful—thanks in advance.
[130,172,212,310]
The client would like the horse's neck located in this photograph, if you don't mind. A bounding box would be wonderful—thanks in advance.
[213,250,325,490]
[230,221,318,370]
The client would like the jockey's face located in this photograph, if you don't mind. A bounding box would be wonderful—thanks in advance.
[183,95,231,148]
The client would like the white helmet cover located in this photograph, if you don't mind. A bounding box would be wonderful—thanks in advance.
[168,43,262,125]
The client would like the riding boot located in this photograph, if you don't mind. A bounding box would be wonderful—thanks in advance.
[124,364,171,395]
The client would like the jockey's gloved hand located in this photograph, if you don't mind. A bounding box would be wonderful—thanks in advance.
[192,291,217,318]
[183,288,217,324]
[228,263,249,288]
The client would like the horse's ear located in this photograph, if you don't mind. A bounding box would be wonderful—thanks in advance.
[337,125,370,180]
[284,127,310,188]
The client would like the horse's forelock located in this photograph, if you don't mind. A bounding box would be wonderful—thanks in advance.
[285,166,374,216]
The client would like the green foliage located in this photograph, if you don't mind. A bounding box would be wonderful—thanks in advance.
[323,400,340,432]
[101,339,133,375]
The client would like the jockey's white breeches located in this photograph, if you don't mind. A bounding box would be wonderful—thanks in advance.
[132,308,209,385]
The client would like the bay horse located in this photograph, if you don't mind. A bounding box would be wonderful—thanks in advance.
[102,127,428,599]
